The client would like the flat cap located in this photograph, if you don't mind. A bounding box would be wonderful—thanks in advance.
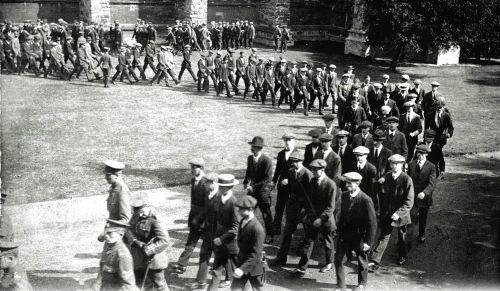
[380,105,391,115]
[319,133,333,142]
[289,149,304,161]
[300,67,308,72]
[188,158,206,167]
[398,83,409,90]
[236,195,257,209]
[401,74,410,81]
[373,130,386,141]
[373,82,383,88]
[408,93,418,99]
[415,144,431,153]
[308,128,322,138]
[135,43,142,47]
[353,146,370,155]
[424,129,436,137]
[403,101,415,107]
[329,64,336,69]
[282,133,296,140]
[104,160,125,171]
[268,57,275,62]
[347,65,354,70]
[382,74,390,79]
[258,56,265,61]
[343,172,363,182]
[388,154,406,163]
[342,73,350,78]
[280,59,287,63]
[359,120,373,128]
[316,68,322,72]
[336,130,351,137]
[309,159,327,169]
[215,174,239,186]
[386,116,399,123]
[413,79,422,85]
[322,113,335,121]
[251,48,257,52]
[227,48,235,53]
[291,61,298,65]
[431,81,440,86]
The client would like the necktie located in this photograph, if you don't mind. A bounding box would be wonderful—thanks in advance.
[407,115,410,124]
[375,148,379,159]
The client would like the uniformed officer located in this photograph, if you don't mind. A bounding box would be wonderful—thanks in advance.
[104,160,132,223]
[96,47,112,87]
[231,196,266,291]
[97,219,137,291]
[178,45,197,82]
[0,241,33,291]
[334,172,377,291]
[126,192,170,291]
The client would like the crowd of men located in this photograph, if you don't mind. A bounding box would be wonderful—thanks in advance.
[0,16,457,291]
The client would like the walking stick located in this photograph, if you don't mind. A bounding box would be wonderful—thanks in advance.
[140,263,151,291]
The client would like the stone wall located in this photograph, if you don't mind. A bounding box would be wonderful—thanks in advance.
[0,0,80,23]
[207,0,257,22]
[109,0,176,27]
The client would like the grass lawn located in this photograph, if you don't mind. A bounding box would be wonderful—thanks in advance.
[1,45,500,205]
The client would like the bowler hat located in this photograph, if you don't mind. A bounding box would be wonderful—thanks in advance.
[248,136,265,147]
[236,195,257,209]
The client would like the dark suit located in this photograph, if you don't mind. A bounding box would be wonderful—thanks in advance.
[299,175,339,270]
[314,149,342,184]
[407,160,436,238]
[367,146,392,212]
[231,218,265,291]
[420,142,445,176]
[352,133,374,149]
[244,154,274,236]
[355,161,377,205]
[422,91,443,115]
[378,98,400,117]
[426,110,454,147]
[371,172,414,264]
[276,166,313,262]
[399,113,423,160]
[332,145,356,175]
[272,149,295,234]
[335,190,377,288]
[304,142,321,169]
[383,130,408,158]
[409,87,425,104]
[177,177,209,267]
[209,195,239,291]
[368,89,383,114]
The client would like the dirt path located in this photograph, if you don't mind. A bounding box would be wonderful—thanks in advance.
[7,152,499,291]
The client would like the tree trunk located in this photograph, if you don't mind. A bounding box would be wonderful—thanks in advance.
[390,44,405,71]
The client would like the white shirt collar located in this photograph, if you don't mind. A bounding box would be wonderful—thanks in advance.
[194,171,205,182]
[208,188,218,200]
[221,190,233,204]
[317,172,326,182]
[253,152,262,162]
[349,187,360,198]
[323,147,332,157]
[357,160,367,169]
[389,129,397,135]
[392,170,402,180]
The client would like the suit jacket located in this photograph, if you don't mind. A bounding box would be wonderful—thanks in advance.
[337,190,377,247]
[368,146,392,179]
[215,195,239,254]
[189,176,209,228]
[422,91,443,113]
[308,175,340,230]
[326,72,337,94]
[244,154,273,194]
[426,110,454,138]
[355,161,377,199]
[381,172,414,226]
[272,148,295,184]
[378,98,400,117]
[314,149,342,183]
[236,218,265,276]
[288,166,313,202]
[368,90,383,114]
[409,87,425,104]
[332,145,356,174]
[352,133,374,149]
[337,82,351,111]
[311,76,325,95]
[304,142,321,168]
[98,54,112,69]
[399,112,423,142]
[383,130,408,158]
[125,210,170,270]
[420,142,445,175]
[407,160,436,207]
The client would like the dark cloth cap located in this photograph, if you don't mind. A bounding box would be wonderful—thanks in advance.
[289,149,304,161]
[309,159,327,169]
[319,133,333,142]
[359,120,373,128]
[373,130,386,141]
[424,129,436,137]
[308,129,322,138]
[386,116,399,123]
[236,195,257,209]
[415,144,431,153]
[322,113,335,121]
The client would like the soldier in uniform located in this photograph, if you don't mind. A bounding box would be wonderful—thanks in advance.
[334,172,377,291]
[324,64,338,112]
[110,46,134,85]
[97,219,137,291]
[0,242,33,291]
[104,160,132,223]
[243,136,274,244]
[126,192,170,291]
[231,196,266,291]
[337,74,352,127]
[291,67,310,116]
[130,43,147,81]
[178,45,197,82]
[369,154,414,269]
[173,158,209,274]
[197,52,209,92]
[96,47,112,87]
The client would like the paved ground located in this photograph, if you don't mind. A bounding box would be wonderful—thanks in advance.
[1,44,500,290]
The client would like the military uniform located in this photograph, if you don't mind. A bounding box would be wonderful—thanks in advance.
[126,201,170,291]
[99,240,137,291]
[107,175,132,223]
